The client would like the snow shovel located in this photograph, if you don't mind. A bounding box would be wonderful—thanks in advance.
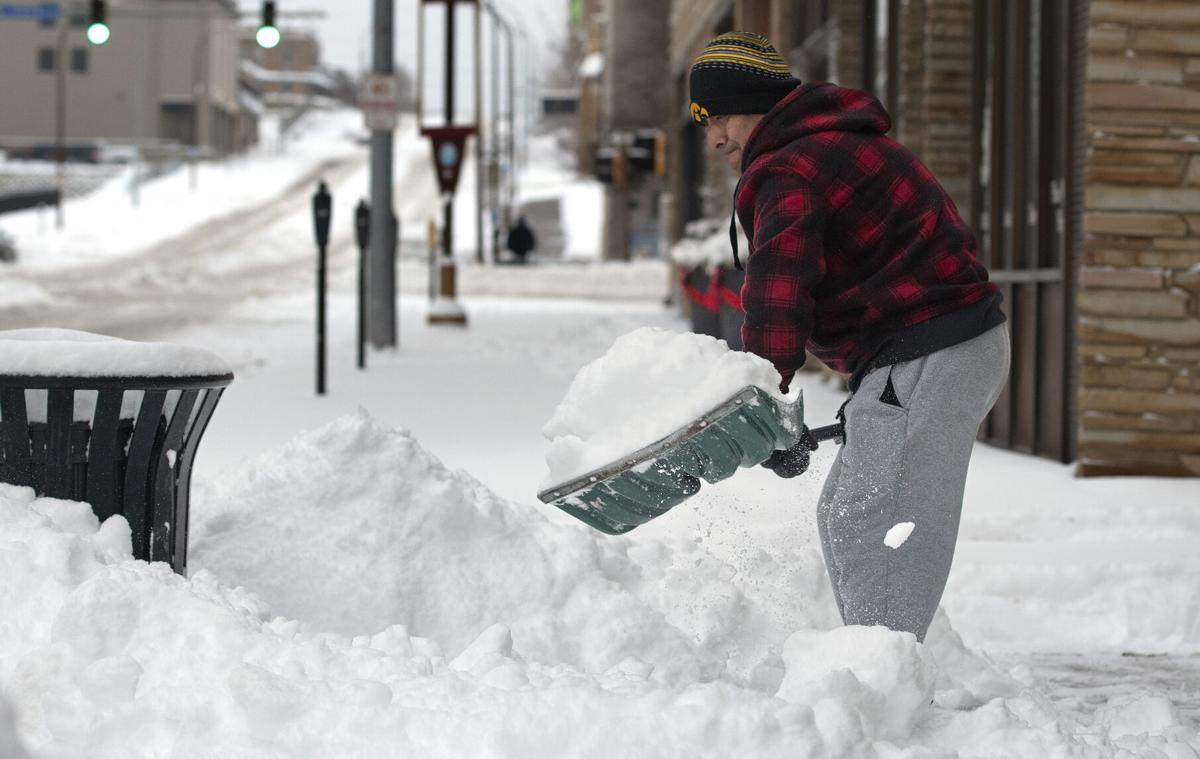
[537,386,845,535]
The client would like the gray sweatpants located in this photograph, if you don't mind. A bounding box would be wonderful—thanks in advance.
[816,325,1010,641]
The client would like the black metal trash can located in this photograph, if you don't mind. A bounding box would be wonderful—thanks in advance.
[716,265,745,351]
[0,334,232,575]
[680,265,721,338]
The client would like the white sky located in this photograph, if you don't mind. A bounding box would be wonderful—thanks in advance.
[237,0,568,78]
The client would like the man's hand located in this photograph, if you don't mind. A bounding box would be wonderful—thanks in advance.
[760,427,820,478]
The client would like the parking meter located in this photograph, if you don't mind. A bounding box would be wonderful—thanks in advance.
[313,181,332,247]
[313,181,332,395]
[355,199,371,250]
[355,200,370,370]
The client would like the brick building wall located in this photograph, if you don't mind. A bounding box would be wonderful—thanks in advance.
[896,0,972,210]
[1079,0,1200,476]
[830,0,864,90]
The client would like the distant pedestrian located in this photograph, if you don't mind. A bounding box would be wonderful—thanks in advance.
[506,216,537,264]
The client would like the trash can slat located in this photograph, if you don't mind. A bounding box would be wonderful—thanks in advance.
[150,389,198,566]
[124,390,166,560]
[0,388,31,486]
[45,389,73,499]
[86,389,125,521]
[172,387,223,572]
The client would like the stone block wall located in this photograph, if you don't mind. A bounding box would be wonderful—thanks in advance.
[909,0,972,210]
[831,0,865,90]
[1080,0,1200,476]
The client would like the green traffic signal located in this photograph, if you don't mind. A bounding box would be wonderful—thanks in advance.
[87,22,110,45]
[257,0,279,49]
[256,24,280,49]
[87,0,108,45]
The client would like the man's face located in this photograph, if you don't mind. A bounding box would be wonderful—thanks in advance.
[704,113,765,171]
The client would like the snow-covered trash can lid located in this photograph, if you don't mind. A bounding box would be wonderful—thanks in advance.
[537,328,802,535]
[0,329,232,381]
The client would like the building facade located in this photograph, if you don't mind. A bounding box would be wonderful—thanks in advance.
[0,0,251,158]
[653,0,1200,476]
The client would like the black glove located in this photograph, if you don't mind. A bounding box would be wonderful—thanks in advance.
[760,427,820,478]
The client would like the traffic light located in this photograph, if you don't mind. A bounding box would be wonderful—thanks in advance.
[256,1,280,49]
[86,0,109,45]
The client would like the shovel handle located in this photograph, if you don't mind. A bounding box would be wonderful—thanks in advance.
[808,422,845,445]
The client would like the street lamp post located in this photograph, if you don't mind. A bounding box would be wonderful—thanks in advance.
[191,24,211,190]
[55,12,68,230]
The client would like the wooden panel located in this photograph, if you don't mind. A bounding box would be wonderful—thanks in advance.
[985,282,1015,445]
[1012,283,1039,452]
[1037,282,1067,460]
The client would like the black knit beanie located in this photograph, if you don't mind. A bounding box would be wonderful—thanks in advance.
[688,32,801,123]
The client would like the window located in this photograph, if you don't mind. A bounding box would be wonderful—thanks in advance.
[37,47,55,72]
[71,47,88,73]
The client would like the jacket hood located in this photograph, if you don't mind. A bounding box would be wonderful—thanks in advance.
[741,82,892,170]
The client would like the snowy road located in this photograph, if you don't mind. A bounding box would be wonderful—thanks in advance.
[1008,653,1200,730]
[0,153,365,339]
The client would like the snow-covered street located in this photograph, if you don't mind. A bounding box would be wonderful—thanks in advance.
[1,110,1198,757]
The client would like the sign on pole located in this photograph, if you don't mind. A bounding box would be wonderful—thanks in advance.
[420,126,475,195]
[362,74,400,131]
[0,3,60,23]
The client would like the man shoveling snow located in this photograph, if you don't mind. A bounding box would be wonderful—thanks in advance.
[689,32,1009,642]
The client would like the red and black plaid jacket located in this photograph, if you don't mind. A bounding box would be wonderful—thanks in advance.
[735,82,1003,391]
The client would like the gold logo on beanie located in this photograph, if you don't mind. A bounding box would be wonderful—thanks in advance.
[690,102,710,124]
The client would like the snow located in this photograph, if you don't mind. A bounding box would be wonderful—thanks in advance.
[1,101,1199,758]
[1,110,366,272]
[578,52,605,79]
[0,328,230,378]
[669,218,747,269]
[541,327,790,487]
[884,521,916,549]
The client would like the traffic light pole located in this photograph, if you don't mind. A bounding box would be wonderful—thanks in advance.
[54,14,67,229]
[368,0,398,348]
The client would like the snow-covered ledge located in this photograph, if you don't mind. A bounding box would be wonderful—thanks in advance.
[0,329,231,379]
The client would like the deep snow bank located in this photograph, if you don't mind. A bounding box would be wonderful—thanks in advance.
[190,410,828,685]
[3,415,1198,757]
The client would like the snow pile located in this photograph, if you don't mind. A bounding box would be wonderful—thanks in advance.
[541,328,789,486]
[0,328,231,378]
[0,689,30,759]
[778,626,936,741]
[669,219,748,269]
[3,417,1199,756]
[190,410,820,683]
